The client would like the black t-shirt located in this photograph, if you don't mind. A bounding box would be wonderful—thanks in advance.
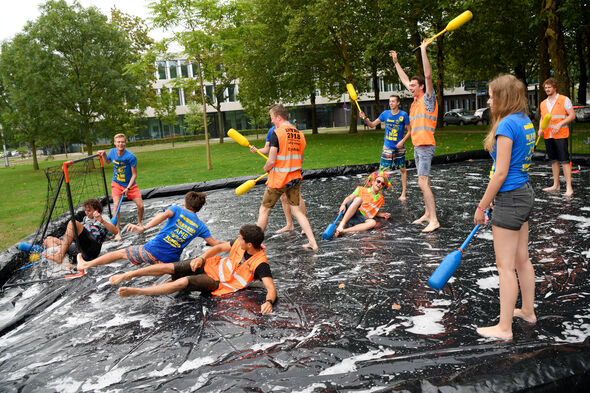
[269,130,279,151]
[229,241,272,280]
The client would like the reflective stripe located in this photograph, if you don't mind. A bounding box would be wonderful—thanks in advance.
[217,258,228,282]
[410,113,437,121]
[231,271,248,287]
[220,282,238,292]
[276,154,302,161]
[271,166,302,173]
[551,115,567,119]
[411,126,436,133]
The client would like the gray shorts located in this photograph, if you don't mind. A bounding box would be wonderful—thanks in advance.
[492,182,534,230]
[414,145,436,176]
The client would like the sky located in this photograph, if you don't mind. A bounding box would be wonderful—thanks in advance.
[0,0,167,42]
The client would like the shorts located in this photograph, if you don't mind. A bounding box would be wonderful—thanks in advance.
[111,181,142,200]
[125,245,163,266]
[414,145,436,176]
[380,145,406,171]
[492,182,534,231]
[544,138,569,163]
[171,260,220,292]
[67,227,101,261]
[261,179,302,208]
[345,200,368,227]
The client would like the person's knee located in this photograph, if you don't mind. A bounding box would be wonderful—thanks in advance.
[171,277,189,291]
[136,200,144,211]
[366,219,377,229]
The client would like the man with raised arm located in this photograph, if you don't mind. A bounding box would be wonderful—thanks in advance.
[390,41,440,232]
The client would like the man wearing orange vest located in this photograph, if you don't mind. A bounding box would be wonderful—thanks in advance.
[109,224,278,314]
[390,40,440,232]
[539,77,576,197]
[257,104,318,250]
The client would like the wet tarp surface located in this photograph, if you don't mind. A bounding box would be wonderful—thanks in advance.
[1,159,589,392]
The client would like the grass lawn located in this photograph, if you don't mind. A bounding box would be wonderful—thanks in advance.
[2,125,587,252]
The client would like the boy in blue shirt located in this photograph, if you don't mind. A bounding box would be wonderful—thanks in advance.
[77,191,222,272]
[361,95,411,200]
[99,133,144,240]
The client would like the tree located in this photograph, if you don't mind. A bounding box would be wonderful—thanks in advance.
[153,88,179,147]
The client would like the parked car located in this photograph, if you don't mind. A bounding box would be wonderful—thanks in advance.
[442,110,478,126]
[474,107,490,125]
[574,105,590,122]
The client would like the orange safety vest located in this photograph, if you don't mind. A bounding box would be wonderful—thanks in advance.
[409,94,438,146]
[354,186,384,219]
[204,240,268,296]
[540,95,569,139]
[267,125,306,188]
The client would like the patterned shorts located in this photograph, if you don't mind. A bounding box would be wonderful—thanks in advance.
[380,145,406,171]
[125,245,163,266]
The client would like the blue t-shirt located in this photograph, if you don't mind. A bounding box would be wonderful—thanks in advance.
[107,149,137,187]
[265,126,276,142]
[489,112,536,192]
[377,110,410,149]
[144,205,212,263]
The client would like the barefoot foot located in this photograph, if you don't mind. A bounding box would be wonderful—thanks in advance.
[44,252,64,264]
[542,185,559,192]
[76,253,89,271]
[412,214,429,225]
[513,308,537,324]
[476,325,512,340]
[565,188,574,197]
[398,194,407,201]
[109,273,130,286]
[302,242,319,251]
[276,225,295,234]
[422,221,440,233]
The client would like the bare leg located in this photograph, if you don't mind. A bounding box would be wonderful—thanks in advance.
[110,263,175,285]
[338,219,377,235]
[44,221,83,264]
[44,236,61,249]
[113,194,123,240]
[257,204,272,232]
[77,248,127,271]
[336,198,363,236]
[276,194,295,233]
[477,225,521,340]
[543,161,561,192]
[133,197,144,227]
[399,167,407,201]
[418,176,439,232]
[513,222,537,323]
[561,162,573,197]
[119,277,189,298]
[290,205,318,250]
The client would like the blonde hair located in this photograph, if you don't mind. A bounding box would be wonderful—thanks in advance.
[113,133,127,142]
[483,75,529,152]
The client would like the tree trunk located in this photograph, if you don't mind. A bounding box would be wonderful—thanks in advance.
[31,138,39,171]
[576,27,588,105]
[216,100,224,143]
[543,0,570,97]
[372,62,381,130]
[409,19,423,76]
[538,11,550,103]
[197,61,212,170]
[436,29,444,129]
[310,91,318,134]
[339,31,357,134]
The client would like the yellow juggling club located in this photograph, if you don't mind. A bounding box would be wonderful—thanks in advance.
[346,83,363,115]
[228,128,269,160]
[235,173,268,195]
[535,114,552,147]
[412,10,473,52]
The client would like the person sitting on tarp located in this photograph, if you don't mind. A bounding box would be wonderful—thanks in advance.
[76,191,222,272]
[43,198,118,266]
[109,224,277,314]
[335,170,392,237]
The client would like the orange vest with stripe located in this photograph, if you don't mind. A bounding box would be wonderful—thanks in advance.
[204,240,268,296]
[409,94,438,146]
[267,125,306,188]
[355,186,385,219]
[540,95,569,139]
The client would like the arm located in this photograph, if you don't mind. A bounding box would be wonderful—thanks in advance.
[93,211,118,235]
[264,146,278,172]
[125,209,173,233]
[98,150,111,164]
[362,115,381,128]
[190,241,231,270]
[124,166,139,196]
[203,236,225,247]
[551,107,576,135]
[396,124,412,148]
[420,40,434,97]
[474,136,512,225]
[339,193,357,213]
[250,142,271,155]
[375,211,391,219]
[390,50,411,91]
[260,276,277,314]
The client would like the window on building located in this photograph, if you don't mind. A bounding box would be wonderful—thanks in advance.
[168,61,178,79]
[179,60,188,78]
[228,85,236,102]
[157,61,166,80]
[206,85,215,103]
[172,88,181,106]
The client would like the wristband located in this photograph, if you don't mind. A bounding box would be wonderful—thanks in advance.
[477,205,487,213]
[264,299,274,306]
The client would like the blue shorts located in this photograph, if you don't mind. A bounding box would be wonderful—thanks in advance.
[380,145,406,171]
[414,145,436,176]
[345,200,367,227]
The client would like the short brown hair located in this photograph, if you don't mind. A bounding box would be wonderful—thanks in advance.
[411,76,425,93]
[389,95,401,102]
[543,77,559,91]
[240,224,264,249]
[269,104,289,120]
[113,133,126,141]
[185,191,206,212]
[83,198,103,214]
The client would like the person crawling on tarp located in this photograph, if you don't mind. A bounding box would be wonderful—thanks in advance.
[109,224,277,314]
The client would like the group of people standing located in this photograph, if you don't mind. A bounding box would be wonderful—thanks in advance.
[44,39,577,340]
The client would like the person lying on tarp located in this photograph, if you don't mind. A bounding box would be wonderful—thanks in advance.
[109,224,277,314]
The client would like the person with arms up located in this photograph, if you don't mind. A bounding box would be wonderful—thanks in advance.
[257,104,318,250]
[391,40,440,232]
[474,74,537,340]
[361,95,411,200]
[109,224,277,315]
[99,133,144,240]
[539,77,576,197]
